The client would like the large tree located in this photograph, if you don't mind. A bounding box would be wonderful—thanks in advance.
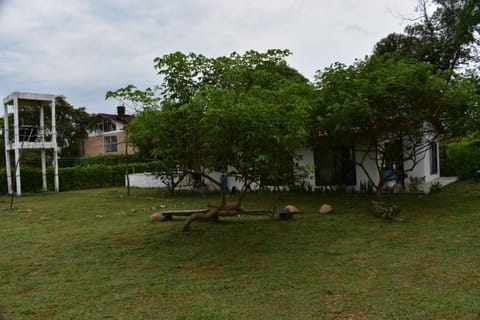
[108,49,315,231]
[312,55,476,200]
[373,0,480,77]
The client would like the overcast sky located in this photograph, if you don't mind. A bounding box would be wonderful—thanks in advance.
[0,0,419,114]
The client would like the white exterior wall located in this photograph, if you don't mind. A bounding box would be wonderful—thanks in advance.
[404,143,440,185]
[127,141,440,192]
[127,169,255,191]
[297,147,379,191]
[354,146,379,190]
[298,141,438,192]
[128,173,167,188]
[204,169,250,191]
[296,148,316,188]
[115,122,125,131]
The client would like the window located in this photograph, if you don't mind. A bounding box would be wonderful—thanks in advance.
[314,145,356,186]
[430,141,438,175]
[96,119,116,133]
[104,135,118,153]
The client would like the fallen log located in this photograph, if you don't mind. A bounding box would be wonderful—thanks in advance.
[158,208,209,216]
[152,208,275,221]
[152,208,208,221]
[218,209,274,216]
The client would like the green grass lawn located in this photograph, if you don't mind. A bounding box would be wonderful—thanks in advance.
[1,181,479,319]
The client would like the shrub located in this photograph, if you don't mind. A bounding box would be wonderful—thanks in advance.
[0,167,45,194]
[62,154,146,167]
[0,161,167,194]
[441,135,480,179]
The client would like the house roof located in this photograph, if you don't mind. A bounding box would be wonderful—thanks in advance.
[97,113,133,124]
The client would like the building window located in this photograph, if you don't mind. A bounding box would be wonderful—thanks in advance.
[314,145,356,186]
[104,135,118,153]
[96,119,116,133]
[430,141,438,175]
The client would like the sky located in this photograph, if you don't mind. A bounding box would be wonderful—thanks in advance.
[0,0,419,114]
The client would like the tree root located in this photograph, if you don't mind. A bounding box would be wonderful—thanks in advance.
[181,208,220,232]
[371,201,401,221]
[180,204,275,232]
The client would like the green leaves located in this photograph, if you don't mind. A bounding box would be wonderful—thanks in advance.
[312,55,473,141]
[124,49,314,188]
[106,84,160,111]
[373,0,480,77]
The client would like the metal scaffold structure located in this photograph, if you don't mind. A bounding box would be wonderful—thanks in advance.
[3,92,59,196]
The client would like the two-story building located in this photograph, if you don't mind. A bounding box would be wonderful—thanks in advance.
[80,106,136,157]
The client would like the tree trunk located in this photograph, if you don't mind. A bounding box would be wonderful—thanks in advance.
[376,177,386,202]
[181,208,220,232]
[125,130,130,196]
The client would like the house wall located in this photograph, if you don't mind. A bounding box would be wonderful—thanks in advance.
[296,148,316,188]
[204,168,258,191]
[299,142,438,192]
[127,143,440,192]
[127,170,253,191]
[297,147,378,191]
[405,141,440,184]
[128,173,166,188]
[82,130,136,157]
[354,146,379,189]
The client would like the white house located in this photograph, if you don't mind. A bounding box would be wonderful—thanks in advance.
[128,139,441,193]
[296,141,440,192]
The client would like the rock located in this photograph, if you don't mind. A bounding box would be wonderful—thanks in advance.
[319,204,333,214]
[285,205,299,213]
[150,213,168,222]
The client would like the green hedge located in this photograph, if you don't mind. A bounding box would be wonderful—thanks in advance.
[441,137,480,179]
[0,161,165,194]
[0,167,46,194]
[60,154,146,167]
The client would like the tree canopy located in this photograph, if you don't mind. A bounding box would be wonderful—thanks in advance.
[373,0,480,77]
[108,49,315,230]
[312,55,477,199]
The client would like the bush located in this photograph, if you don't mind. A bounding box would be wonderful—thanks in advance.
[58,162,166,191]
[0,161,167,194]
[61,154,146,167]
[0,167,45,194]
[441,135,480,179]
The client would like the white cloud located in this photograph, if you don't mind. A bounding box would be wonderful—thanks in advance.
[0,0,418,113]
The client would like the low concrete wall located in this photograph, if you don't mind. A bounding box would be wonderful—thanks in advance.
[127,173,167,188]
[126,171,251,191]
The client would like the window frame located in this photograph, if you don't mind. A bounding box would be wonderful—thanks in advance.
[104,135,118,153]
